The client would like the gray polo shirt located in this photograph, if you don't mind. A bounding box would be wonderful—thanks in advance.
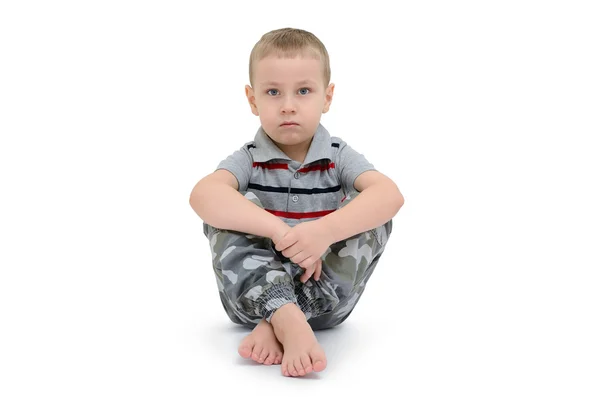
[216,123,376,227]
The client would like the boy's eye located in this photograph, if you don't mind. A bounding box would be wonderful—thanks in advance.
[298,88,310,95]
[267,89,279,96]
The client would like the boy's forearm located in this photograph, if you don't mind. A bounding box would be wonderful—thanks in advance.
[319,182,404,243]
[189,184,287,239]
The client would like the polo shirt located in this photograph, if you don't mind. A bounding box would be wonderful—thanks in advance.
[216,123,376,227]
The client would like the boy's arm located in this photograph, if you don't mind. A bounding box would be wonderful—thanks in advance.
[189,170,289,240]
[319,170,404,243]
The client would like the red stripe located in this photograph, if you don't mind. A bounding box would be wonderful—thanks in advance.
[253,162,289,170]
[265,209,336,219]
[298,162,335,173]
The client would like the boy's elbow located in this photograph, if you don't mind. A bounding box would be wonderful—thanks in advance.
[397,191,405,208]
[189,191,198,209]
[189,191,200,212]
[189,180,207,209]
[393,187,405,212]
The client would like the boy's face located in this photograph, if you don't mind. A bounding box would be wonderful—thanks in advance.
[245,55,334,159]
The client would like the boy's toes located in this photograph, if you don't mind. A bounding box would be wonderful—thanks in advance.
[238,343,253,359]
[294,359,306,376]
[310,348,327,372]
[282,360,292,377]
[258,349,269,363]
[264,353,275,365]
[300,354,313,374]
[251,347,263,362]
[288,361,298,377]
[312,357,326,372]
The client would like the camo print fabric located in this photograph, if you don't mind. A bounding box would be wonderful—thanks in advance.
[202,191,392,330]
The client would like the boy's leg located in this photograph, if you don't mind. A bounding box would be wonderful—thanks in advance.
[299,191,393,331]
[203,191,303,328]
[203,192,330,376]
[203,192,307,366]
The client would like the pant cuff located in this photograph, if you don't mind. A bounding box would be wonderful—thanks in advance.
[296,294,321,321]
[257,283,297,322]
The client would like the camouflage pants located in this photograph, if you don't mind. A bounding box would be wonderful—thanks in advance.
[203,191,392,331]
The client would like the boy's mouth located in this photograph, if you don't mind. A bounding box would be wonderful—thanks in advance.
[281,121,299,127]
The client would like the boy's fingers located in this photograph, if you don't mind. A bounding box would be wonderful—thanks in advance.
[315,259,322,281]
[300,267,313,283]
[298,255,313,269]
[300,257,324,283]
[276,240,292,252]
[299,259,316,283]
[291,250,310,266]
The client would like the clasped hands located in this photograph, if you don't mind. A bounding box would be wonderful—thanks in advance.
[272,220,334,283]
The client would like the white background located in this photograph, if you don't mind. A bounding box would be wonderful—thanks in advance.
[1,0,599,396]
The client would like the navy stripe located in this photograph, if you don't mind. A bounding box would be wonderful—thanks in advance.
[248,183,341,195]
[331,143,339,148]
[247,144,256,150]
[248,184,288,193]
[291,185,341,194]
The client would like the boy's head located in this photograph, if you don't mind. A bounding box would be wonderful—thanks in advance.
[245,28,335,160]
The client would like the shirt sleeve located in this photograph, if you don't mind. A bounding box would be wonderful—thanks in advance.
[216,144,253,192]
[336,139,376,194]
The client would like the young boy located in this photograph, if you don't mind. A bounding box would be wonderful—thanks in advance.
[189,27,404,377]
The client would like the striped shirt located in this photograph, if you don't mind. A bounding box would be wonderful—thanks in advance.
[216,123,376,226]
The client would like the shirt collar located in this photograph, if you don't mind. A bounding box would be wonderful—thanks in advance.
[251,123,332,164]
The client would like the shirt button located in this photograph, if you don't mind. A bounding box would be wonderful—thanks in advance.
[292,195,299,202]
[294,172,299,179]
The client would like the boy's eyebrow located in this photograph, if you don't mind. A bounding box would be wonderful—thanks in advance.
[259,79,318,86]
[297,79,318,85]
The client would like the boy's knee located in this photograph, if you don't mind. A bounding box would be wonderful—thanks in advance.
[203,222,220,239]
[339,190,360,209]
[372,219,393,247]
[337,191,393,246]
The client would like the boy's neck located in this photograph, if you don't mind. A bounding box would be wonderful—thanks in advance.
[275,141,311,164]
[288,152,307,164]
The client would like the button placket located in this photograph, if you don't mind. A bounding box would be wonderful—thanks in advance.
[290,168,300,204]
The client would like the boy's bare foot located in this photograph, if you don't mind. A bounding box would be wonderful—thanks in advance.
[271,303,327,377]
[238,319,283,365]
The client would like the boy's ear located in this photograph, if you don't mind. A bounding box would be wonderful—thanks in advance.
[245,85,259,116]
[322,83,335,113]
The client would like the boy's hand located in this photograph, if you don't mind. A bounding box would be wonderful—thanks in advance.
[270,223,292,246]
[299,258,322,283]
[274,220,334,282]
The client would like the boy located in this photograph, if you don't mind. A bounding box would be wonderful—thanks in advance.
[189,27,404,377]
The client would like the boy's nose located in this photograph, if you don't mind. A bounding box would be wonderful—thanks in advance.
[280,97,296,113]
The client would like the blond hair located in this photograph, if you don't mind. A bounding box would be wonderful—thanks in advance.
[249,27,331,87]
